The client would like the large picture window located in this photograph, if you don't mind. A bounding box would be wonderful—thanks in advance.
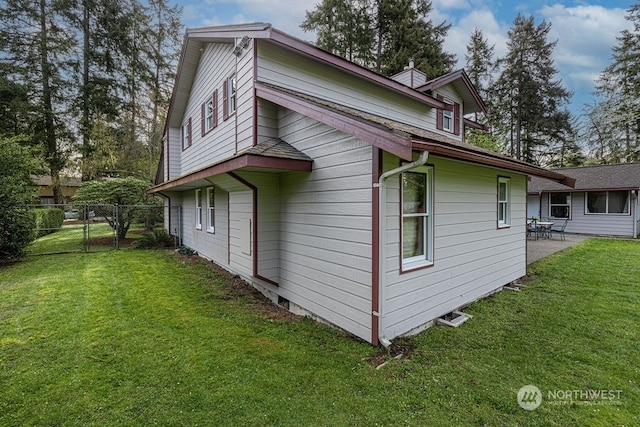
[498,177,510,227]
[206,186,215,233]
[586,191,630,214]
[549,192,571,218]
[195,189,202,230]
[401,167,433,270]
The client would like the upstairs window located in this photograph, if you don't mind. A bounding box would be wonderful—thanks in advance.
[498,177,510,227]
[223,74,236,120]
[401,166,434,270]
[202,90,218,135]
[182,117,192,150]
[549,193,571,218]
[436,95,460,135]
[586,191,629,214]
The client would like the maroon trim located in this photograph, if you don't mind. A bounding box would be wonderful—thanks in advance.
[436,95,444,131]
[227,172,279,287]
[268,30,446,110]
[149,154,312,193]
[453,102,461,136]
[252,39,258,147]
[371,147,382,346]
[256,83,413,161]
[166,131,170,181]
[223,77,229,120]
[227,191,231,265]
[464,117,487,131]
[416,69,487,114]
[412,140,574,186]
[200,103,205,137]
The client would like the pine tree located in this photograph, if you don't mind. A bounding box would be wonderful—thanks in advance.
[0,0,76,203]
[491,14,573,164]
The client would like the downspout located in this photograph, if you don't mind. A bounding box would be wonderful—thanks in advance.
[374,150,429,348]
[633,189,638,238]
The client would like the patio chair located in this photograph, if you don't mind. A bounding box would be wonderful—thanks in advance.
[550,218,568,241]
[527,219,540,240]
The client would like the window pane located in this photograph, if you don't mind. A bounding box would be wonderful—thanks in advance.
[498,182,507,201]
[550,193,568,204]
[550,206,569,218]
[403,217,424,258]
[587,192,606,213]
[402,172,426,214]
[608,191,629,214]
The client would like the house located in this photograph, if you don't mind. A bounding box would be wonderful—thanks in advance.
[528,163,640,237]
[150,23,571,346]
[32,175,82,205]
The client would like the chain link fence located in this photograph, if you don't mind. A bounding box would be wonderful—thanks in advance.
[24,204,182,255]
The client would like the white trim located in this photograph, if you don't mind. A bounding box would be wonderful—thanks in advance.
[195,188,202,230]
[206,186,215,233]
[498,176,510,227]
[401,166,434,269]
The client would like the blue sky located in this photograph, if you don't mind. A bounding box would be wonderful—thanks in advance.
[177,0,636,118]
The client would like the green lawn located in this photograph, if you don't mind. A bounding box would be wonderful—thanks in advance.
[1,239,638,426]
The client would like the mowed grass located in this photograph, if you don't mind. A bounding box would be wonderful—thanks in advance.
[1,239,638,426]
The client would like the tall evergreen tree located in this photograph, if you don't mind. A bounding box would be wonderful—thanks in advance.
[464,28,496,121]
[301,0,454,78]
[491,14,573,164]
[587,3,640,163]
[0,0,76,203]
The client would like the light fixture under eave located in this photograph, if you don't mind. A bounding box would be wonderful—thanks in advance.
[233,35,251,56]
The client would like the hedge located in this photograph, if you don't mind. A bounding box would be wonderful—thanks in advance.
[34,208,65,237]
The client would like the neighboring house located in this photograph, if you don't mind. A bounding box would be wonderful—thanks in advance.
[150,23,571,346]
[528,163,640,238]
[32,175,82,205]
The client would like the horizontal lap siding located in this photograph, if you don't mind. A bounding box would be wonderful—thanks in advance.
[277,110,373,341]
[542,192,634,236]
[175,41,255,177]
[175,187,230,269]
[256,41,436,131]
[383,156,527,339]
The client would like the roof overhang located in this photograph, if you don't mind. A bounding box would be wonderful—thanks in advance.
[416,69,487,115]
[148,148,312,194]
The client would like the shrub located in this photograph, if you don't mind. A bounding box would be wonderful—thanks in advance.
[133,229,175,249]
[34,208,64,237]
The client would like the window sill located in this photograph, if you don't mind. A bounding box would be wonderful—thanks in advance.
[401,259,434,274]
[207,228,215,234]
[195,226,202,231]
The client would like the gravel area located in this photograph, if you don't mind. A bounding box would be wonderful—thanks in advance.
[527,233,588,264]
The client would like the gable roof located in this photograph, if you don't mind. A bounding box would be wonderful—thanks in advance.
[166,22,451,130]
[528,163,640,193]
[416,69,487,115]
[257,83,572,185]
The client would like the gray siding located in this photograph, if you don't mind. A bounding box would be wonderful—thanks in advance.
[382,155,527,340]
[256,41,445,138]
[540,192,635,237]
[276,109,373,341]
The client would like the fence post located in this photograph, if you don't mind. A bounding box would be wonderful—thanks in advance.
[114,204,119,250]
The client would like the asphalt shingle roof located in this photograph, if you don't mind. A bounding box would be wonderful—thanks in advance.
[528,163,640,193]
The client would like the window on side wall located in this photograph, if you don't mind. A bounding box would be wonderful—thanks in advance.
[549,192,571,218]
[206,186,215,233]
[401,166,433,270]
[586,191,629,214]
[436,95,460,135]
[498,177,510,228]
[202,90,217,134]
[223,74,236,120]
[182,117,192,150]
[195,189,202,230]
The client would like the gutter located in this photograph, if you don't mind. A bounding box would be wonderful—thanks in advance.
[373,150,429,348]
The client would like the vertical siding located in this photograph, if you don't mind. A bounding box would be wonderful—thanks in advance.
[276,109,373,341]
[382,155,527,339]
[256,41,437,132]
[541,192,635,236]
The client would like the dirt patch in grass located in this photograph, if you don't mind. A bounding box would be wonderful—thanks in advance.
[174,252,300,322]
[363,337,416,368]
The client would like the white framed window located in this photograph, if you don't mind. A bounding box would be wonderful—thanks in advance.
[498,177,510,227]
[182,117,192,150]
[223,74,236,120]
[443,104,454,132]
[195,189,202,230]
[401,166,433,270]
[586,191,630,214]
[549,192,571,219]
[206,186,215,233]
